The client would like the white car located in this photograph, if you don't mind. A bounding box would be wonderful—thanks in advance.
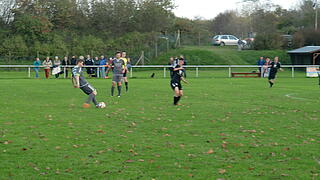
[212,35,246,46]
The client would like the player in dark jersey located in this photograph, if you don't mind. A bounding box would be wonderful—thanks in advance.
[107,52,126,97]
[72,56,104,108]
[268,56,282,88]
[171,58,188,105]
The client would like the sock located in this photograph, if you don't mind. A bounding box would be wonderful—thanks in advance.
[177,96,181,102]
[111,86,115,96]
[125,82,128,91]
[92,95,98,106]
[86,93,97,105]
[117,85,122,96]
[174,96,179,105]
[269,81,274,87]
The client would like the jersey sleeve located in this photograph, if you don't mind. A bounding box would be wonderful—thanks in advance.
[72,67,80,76]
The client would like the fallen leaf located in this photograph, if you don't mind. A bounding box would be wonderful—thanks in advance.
[282,147,290,151]
[125,160,134,163]
[207,149,214,154]
[65,168,72,172]
[219,169,226,174]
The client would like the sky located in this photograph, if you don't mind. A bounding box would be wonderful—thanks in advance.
[173,0,301,20]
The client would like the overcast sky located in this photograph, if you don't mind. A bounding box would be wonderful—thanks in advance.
[173,0,301,20]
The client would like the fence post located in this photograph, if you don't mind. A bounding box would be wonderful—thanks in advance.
[163,67,166,78]
[97,66,100,78]
[196,67,199,77]
[130,67,133,78]
[64,66,66,78]
[229,66,232,78]
[28,66,31,78]
[292,66,295,78]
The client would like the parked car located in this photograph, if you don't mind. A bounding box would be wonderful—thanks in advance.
[212,35,246,46]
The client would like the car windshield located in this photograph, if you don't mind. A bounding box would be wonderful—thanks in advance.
[213,36,219,39]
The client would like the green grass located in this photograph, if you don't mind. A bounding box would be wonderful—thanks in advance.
[0,71,319,179]
[151,46,290,65]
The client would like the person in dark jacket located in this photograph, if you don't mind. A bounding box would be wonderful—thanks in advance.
[61,56,70,78]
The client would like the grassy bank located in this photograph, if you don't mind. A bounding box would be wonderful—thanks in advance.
[150,46,290,65]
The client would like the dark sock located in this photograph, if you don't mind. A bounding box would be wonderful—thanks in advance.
[92,95,98,106]
[117,86,122,96]
[269,81,274,87]
[86,93,98,105]
[125,82,128,91]
[177,96,181,102]
[111,86,115,96]
[174,96,179,105]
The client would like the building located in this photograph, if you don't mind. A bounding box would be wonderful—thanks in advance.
[288,46,320,65]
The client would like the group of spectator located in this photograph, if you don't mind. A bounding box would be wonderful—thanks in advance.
[33,55,125,79]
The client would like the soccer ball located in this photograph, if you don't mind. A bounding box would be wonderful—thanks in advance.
[97,102,106,108]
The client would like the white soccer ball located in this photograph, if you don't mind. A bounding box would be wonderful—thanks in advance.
[98,102,106,108]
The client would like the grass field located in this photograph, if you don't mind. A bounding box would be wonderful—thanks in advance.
[0,71,319,179]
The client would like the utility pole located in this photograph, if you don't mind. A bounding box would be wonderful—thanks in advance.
[314,0,318,30]
[316,8,318,30]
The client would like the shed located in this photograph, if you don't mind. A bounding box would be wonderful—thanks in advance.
[287,46,320,65]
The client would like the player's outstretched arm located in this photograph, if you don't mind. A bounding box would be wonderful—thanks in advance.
[181,77,189,84]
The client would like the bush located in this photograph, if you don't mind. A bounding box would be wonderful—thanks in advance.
[253,33,283,50]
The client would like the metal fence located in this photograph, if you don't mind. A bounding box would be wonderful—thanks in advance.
[0,65,319,78]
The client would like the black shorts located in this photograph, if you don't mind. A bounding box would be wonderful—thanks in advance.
[268,71,277,80]
[80,84,95,95]
[170,81,182,90]
[123,71,127,77]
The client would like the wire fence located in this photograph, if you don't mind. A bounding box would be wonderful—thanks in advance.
[0,65,319,79]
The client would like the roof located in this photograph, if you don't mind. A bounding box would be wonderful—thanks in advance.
[288,46,320,54]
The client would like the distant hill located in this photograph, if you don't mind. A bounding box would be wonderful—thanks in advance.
[148,46,290,65]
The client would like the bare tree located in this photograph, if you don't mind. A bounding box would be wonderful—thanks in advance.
[0,0,17,24]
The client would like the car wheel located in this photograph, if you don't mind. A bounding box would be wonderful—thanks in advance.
[220,42,225,46]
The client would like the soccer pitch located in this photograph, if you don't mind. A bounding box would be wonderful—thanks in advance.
[0,71,319,179]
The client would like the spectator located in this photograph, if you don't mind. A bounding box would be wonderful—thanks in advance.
[52,56,61,78]
[99,55,107,78]
[94,56,100,77]
[257,56,265,75]
[71,56,77,66]
[61,56,70,78]
[85,55,95,77]
[33,57,41,78]
[43,57,52,79]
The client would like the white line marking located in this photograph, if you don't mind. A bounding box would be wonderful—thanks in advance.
[285,93,309,101]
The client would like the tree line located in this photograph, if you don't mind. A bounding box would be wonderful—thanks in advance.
[0,0,319,62]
